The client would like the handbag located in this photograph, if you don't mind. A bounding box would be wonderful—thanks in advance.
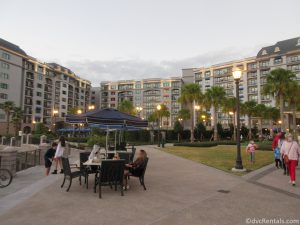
[284,142,293,165]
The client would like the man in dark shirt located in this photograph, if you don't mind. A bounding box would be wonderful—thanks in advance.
[44,142,57,176]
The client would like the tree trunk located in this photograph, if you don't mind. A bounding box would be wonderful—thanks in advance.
[292,107,297,140]
[177,133,180,142]
[190,104,194,142]
[6,112,10,136]
[279,94,284,131]
[213,107,218,141]
[248,116,252,140]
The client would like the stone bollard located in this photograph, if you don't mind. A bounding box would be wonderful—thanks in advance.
[39,143,50,165]
[0,147,17,176]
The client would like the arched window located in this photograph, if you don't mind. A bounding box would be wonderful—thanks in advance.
[262,49,267,55]
[297,38,300,46]
[274,46,280,52]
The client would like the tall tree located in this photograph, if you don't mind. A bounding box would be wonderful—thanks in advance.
[118,99,136,115]
[285,82,300,138]
[11,107,24,136]
[173,120,184,142]
[253,104,267,137]
[177,108,191,127]
[204,86,226,141]
[241,100,257,140]
[262,68,296,130]
[222,97,237,140]
[263,106,280,133]
[178,83,203,142]
[0,101,15,135]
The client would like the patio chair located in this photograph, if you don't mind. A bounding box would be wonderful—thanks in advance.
[61,157,83,192]
[98,159,125,198]
[79,152,98,189]
[118,152,130,164]
[126,157,149,190]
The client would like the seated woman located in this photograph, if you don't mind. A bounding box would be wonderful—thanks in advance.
[124,149,147,189]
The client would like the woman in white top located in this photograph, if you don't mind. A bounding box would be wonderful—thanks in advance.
[280,133,300,186]
[52,136,66,174]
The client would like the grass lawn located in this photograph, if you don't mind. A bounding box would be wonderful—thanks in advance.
[162,145,274,175]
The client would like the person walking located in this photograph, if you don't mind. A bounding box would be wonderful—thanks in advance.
[52,136,66,174]
[246,140,257,165]
[280,133,300,186]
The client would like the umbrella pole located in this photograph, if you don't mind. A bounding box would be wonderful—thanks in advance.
[114,130,117,153]
[105,128,108,159]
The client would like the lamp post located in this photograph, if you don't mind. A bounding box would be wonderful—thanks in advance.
[136,106,143,118]
[194,105,200,125]
[32,120,36,132]
[157,104,161,147]
[77,109,82,114]
[232,68,244,170]
[229,111,236,141]
[52,110,59,132]
[88,105,95,111]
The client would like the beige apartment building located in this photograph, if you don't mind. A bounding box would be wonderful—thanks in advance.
[182,36,300,131]
[0,38,91,134]
[99,78,182,127]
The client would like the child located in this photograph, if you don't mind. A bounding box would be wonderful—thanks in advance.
[274,143,282,169]
[246,140,257,164]
[44,142,57,176]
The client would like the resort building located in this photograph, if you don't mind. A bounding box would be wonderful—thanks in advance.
[182,36,300,130]
[99,78,182,128]
[0,38,91,134]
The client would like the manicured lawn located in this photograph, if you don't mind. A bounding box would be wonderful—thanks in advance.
[162,145,274,175]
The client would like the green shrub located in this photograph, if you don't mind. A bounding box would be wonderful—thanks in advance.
[87,135,106,147]
[66,136,88,143]
[256,144,273,151]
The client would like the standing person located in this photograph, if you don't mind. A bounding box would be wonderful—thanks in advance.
[280,133,300,186]
[274,133,285,169]
[272,132,281,168]
[52,136,66,174]
[44,142,57,176]
[246,140,257,164]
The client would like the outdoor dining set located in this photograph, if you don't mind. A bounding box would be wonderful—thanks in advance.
[60,145,149,198]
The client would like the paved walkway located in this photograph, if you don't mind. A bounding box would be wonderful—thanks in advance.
[0,146,299,225]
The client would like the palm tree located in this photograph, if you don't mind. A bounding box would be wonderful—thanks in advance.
[263,106,280,133]
[178,83,203,142]
[204,86,226,141]
[118,99,136,115]
[285,82,300,138]
[253,104,267,137]
[158,104,171,128]
[222,97,237,140]
[241,100,257,140]
[0,101,15,135]
[262,68,296,130]
[177,108,191,127]
[11,107,24,136]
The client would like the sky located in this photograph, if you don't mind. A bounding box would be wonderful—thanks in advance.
[1,0,300,85]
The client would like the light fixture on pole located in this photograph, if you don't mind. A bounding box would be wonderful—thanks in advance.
[88,105,95,110]
[136,106,143,118]
[52,109,59,132]
[157,104,161,147]
[232,68,245,171]
[77,109,82,114]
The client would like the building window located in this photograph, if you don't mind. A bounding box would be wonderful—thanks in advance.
[38,74,43,80]
[274,47,280,52]
[0,83,8,89]
[0,72,9,79]
[37,66,43,73]
[37,83,43,88]
[35,108,42,114]
[274,57,282,64]
[36,92,42,97]
[61,105,66,109]
[62,90,67,95]
[297,39,300,46]
[262,50,267,55]
[163,82,170,87]
[63,83,67,88]
[36,100,41,105]
[135,84,141,89]
[2,52,10,60]
[0,93,8,99]
[1,62,9,69]
[62,98,66,102]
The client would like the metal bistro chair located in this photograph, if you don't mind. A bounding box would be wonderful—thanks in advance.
[79,152,98,189]
[126,157,149,190]
[61,157,83,192]
[98,159,125,198]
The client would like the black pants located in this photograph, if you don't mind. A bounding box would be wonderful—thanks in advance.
[275,159,282,168]
[281,156,289,175]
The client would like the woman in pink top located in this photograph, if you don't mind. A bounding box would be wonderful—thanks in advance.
[280,134,300,186]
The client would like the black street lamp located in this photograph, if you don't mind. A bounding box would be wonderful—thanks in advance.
[232,69,244,170]
[157,104,161,147]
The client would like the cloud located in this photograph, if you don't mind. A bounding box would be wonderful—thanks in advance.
[65,46,259,86]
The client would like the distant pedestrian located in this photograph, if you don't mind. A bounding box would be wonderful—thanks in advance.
[272,132,282,168]
[280,133,300,186]
[52,136,66,174]
[246,140,257,164]
[44,142,57,176]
